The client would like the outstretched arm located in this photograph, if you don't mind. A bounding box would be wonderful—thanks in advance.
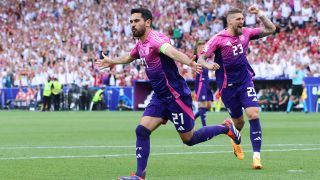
[96,52,135,71]
[197,55,220,71]
[248,6,276,38]
[161,43,202,73]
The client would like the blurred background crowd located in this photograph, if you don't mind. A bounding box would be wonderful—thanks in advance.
[0,0,319,88]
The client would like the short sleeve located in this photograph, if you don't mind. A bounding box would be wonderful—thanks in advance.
[129,43,140,59]
[247,27,262,40]
[149,32,170,53]
[201,35,220,58]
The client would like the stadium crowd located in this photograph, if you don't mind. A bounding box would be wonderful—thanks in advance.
[0,0,319,89]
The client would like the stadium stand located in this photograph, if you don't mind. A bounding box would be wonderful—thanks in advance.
[0,0,319,111]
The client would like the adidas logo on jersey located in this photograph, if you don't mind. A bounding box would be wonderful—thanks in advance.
[226,41,232,46]
[178,126,185,131]
[252,97,258,101]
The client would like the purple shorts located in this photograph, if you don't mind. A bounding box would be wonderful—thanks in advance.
[143,94,194,133]
[196,86,213,102]
[221,80,258,119]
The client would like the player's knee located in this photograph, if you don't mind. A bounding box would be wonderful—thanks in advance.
[184,139,195,146]
[183,135,196,146]
[235,120,245,130]
[135,125,151,140]
[247,112,259,120]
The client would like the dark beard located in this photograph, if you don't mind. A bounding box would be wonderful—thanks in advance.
[233,28,243,36]
[132,28,146,38]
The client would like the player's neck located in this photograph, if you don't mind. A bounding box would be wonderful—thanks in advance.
[226,28,239,37]
[139,28,152,42]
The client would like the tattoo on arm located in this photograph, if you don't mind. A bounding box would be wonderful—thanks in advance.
[259,15,276,38]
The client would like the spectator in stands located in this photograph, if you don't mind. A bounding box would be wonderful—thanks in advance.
[268,88,279,111]
[33,85,42,110]
[0,0,318,87]
[42,77,53,111]
[52,76,63,111]
[278,88,290,111]
[258,89,269,111]
[25,87,36,109]
[3,68,14,88]
[286,63,305,113]
[91,85,105,111]
[79,84,90,111]
[14,87,27,109]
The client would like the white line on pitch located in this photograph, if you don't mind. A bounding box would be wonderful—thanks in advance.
[0,144,319,150]
[0,148,319,160]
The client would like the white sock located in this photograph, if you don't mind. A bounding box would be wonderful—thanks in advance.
[253,152,260,158]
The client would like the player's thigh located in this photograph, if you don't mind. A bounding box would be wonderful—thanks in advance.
[239,81,259,111]
[139,116,164,132]
[207,88,214,102]
[167,95,195,139]
[142,96,168,132]
[221,88,243,119]
[206,88,214,109]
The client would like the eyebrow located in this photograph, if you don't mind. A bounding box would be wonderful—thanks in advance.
[130,18,140,23]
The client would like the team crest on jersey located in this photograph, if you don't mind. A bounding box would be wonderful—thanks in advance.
[226,41,232,46]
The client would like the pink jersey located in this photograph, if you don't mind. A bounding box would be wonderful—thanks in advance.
[201,27,261,89]
[130,30,190,98]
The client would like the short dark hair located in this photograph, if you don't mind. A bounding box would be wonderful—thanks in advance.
[131,8,153,22]
[193,40,206,56]
[226,8,243,19]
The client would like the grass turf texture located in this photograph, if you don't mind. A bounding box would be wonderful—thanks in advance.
[0,111,319,179]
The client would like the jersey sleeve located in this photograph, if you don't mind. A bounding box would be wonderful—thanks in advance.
[149,32,171,53]
[201,35,220,58]
[246,27,262,40]
[129,43,140,59]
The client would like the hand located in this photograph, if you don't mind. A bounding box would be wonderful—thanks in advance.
[208,62,220,71]
[95,52,113,71]
[190,55,202,74]
[248,5,260,14]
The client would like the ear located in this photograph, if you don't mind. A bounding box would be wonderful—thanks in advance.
[226,19,231,28]
[226,15,232,24]
[145,19,152,27]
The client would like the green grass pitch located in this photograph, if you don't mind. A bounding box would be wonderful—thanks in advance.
[0,111,319,179]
